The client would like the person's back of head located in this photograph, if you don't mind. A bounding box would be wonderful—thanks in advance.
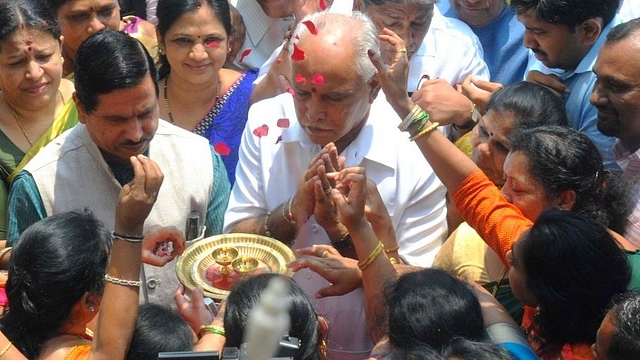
[519,210,631,348]
[606,17,640,44]
[127,304,194,360]
[1,210,112,359]
[605,291,640,360]
[441,338,516,360]
[485,81,569,132]
[510,0,621,28]
[388,268,485,352]
[74,28,158,114]
[224,273,322,360]
[508,125,631,233]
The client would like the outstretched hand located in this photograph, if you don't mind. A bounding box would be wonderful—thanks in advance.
[115,155,164,233]
[175,284,216,333]
[141,226,186,266]
[327,167,369,230]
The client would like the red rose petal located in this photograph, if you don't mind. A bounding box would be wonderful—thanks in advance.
[302,20,318,35]
[319,0,327,10]
[277,118,290,128]
[239,48,252,63]
[275,135,283,144]
[286,87,295,96]
[252,124,269,138]
[294,34,300,40]
[295,73,307,85]
[311,73,324,85]
[213,141,231,156]
[291,43,305,61]
[204,40,219,48]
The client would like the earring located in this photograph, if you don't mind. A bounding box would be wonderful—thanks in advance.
[87,305,94,312]
[319,339,327,357]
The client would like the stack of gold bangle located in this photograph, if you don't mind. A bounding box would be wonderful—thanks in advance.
[357,241,384,270]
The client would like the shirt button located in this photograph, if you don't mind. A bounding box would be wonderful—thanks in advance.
[311,224,319,233]
[147,278,159,289]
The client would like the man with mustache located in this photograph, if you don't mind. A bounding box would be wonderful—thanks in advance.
[591,18,640,248]
[6,29,231,306]
[515,0,622,169]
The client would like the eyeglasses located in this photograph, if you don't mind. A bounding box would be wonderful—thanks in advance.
[408,74,431,97]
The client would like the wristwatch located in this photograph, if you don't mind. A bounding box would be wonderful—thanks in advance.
[331,233,354,252]
[454,103,481,131]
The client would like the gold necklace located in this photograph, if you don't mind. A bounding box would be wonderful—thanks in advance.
[163,75,221,124]
[6,89,65,147]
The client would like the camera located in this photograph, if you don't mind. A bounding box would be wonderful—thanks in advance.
[221,336,300,360]
[158,336,300,360]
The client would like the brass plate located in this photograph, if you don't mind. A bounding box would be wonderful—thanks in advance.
[176,233,295,300]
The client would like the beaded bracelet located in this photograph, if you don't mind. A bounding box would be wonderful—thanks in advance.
[112,231,144,243]
[198,325,225,339]
[384,243,400,254]
[357,241,384,270]
[264,212,273,237]
[104,274,141,287]
[410,122,440,141]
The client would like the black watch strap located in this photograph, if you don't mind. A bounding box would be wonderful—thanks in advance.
[331,233,354,251]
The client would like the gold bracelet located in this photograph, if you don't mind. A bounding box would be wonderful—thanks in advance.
[410,122,440,141]
[0,247,12,262]
[0,342,12,357]
[384,244,400,254]
[264,212,273,237]
[198,325,225,339]
[357,241,384,270]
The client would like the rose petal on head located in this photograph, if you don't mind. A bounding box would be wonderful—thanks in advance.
[252,124,269,138]
[213,141,231,156]
[291,43,305,61]
[277,118,290,128]
[302,20,318,35]
[319,0,327,10]
[311,74,324,85]
[239,48,252,63]
[295,73,307,85]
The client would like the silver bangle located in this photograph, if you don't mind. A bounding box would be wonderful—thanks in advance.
[399,104,423,131]
[104,274,141,287]
[111,231,144,243]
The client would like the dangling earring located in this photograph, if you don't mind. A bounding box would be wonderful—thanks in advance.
[61,56,65,64]
[319,339,327,358]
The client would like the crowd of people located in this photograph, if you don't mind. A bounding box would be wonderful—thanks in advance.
[0,0,640,359]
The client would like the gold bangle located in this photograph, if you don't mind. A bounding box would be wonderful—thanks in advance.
[410,122,440,141]
[357,241,384,270]
[0,342,12,357]
[384,244,400,254]
[264,212,273,237]
[198,325,225,339]
[0,247,11,262]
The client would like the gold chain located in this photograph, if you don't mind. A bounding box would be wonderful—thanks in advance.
[5,89,65,147]
[163,75,221,124]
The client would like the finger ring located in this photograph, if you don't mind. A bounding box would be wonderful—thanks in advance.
[320,250,329,258]
[397,47,407,54]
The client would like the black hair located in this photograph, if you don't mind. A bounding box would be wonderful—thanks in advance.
[606,18,640,44]
[156,0,232,79]
[0,0,60,52]
[385,345,444,360]
[441,338,516,360]
[224,274,321,360]
[519,210,631,350]
[0,210,112,359]
[607,291,640,360]
[509,126,631,233]
[510,0,620,29]
[74,28,158,114]
[387,268,485,352]
[485,81,569,135]
[127,304,195,360]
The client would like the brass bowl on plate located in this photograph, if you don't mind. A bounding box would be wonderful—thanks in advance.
[175,233,296,300]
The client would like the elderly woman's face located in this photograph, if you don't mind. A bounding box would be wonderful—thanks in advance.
[365,2,434,64]
[471,109,514,187]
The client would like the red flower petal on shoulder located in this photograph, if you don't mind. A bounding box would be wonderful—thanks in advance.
[302,20,318,35]
[319,0,327,10]
[213,141,231,156]
[239,49,252,63]
[277,118,290,128]
[253,124,269,138]
[291,43,305,61]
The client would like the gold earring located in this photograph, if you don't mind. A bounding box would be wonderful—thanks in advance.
[319,339,327,357]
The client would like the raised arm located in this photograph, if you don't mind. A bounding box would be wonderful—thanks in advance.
[90,155,163,360]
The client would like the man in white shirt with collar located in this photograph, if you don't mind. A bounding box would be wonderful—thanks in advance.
[224,11,447,359]
[591,18,640,247]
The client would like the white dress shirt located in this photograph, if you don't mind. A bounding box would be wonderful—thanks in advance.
[225,92,447,358]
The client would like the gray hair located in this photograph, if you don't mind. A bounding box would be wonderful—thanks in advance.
[289,11,379,82]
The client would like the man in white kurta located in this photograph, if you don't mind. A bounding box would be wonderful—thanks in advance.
[224,11,447,360]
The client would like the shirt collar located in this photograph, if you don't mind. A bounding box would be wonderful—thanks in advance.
[236,0,271,45]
